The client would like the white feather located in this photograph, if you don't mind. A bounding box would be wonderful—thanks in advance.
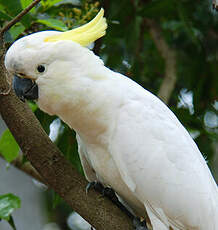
[5,32,218,230]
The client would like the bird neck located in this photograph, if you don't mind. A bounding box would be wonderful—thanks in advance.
[37,66,121,144]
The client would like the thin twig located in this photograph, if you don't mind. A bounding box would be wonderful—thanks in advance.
[0,0,42,36]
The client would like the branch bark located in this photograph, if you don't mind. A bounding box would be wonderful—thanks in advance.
[144,18,177,104]
[0,2,133,230]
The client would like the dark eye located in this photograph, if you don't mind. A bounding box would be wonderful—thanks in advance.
[37,65,45,73]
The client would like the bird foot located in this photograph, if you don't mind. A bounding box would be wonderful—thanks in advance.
[133,217,148,230]
[86,181,133,217]
[86,181,105,194]
[86,181,148,230]
[86,181,120,203]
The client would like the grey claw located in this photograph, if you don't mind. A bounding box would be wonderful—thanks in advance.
[133,217,148,230]
[86,181,104,194]
[86,181,96,194]
[86,182,148,230]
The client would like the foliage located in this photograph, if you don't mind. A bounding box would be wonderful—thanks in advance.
[0,193,21,230]
[0,0,217,229]
[0,129,19,162]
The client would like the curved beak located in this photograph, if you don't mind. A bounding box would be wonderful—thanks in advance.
[13,75,38,102]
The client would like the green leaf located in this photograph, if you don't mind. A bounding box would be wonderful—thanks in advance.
[20,0,33,9]
[40,0,62,9]
[46,0,64,7]
[54,0,80,6]
[41,0,80,9]
[28,101,38,112]
[0,10,12,20]
[0,4,5,11]
[0,194,21,221]
[0,0,31,27]
[36,18,68,31]
[0,129,19,163]
[3,31,13,43]
[9,23,25,40]
[20,0,37,13]
[0,0,22,16]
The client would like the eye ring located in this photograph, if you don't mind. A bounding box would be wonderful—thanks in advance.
[37,64,46,73]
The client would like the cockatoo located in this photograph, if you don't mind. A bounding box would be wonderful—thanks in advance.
[4,9,218,230]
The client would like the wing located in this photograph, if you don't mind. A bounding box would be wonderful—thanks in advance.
[109,86,218,229]
[76,134,97,182]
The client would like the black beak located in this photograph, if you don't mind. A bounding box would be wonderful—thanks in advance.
[13,75,38,102]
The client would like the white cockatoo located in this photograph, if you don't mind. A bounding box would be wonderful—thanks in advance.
[4,9,218,230]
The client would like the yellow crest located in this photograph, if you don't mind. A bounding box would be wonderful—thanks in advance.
[44,8,107,46]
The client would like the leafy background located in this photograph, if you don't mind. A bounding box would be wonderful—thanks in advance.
[0,0,217,229]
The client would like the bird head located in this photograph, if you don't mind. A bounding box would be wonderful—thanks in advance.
[4,9,107,102]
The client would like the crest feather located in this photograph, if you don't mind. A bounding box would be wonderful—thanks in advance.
[44,8,107,46]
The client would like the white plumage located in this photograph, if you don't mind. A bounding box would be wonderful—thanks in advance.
[4,11,218,230]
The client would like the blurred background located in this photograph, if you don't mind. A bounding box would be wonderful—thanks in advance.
[0,0,217,229]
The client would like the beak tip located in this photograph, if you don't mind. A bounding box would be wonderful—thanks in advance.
[13,75,38,101]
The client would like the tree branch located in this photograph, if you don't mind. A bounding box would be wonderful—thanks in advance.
[0,0,41,36]
[144,18,177,104]
[0,3,133,230]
